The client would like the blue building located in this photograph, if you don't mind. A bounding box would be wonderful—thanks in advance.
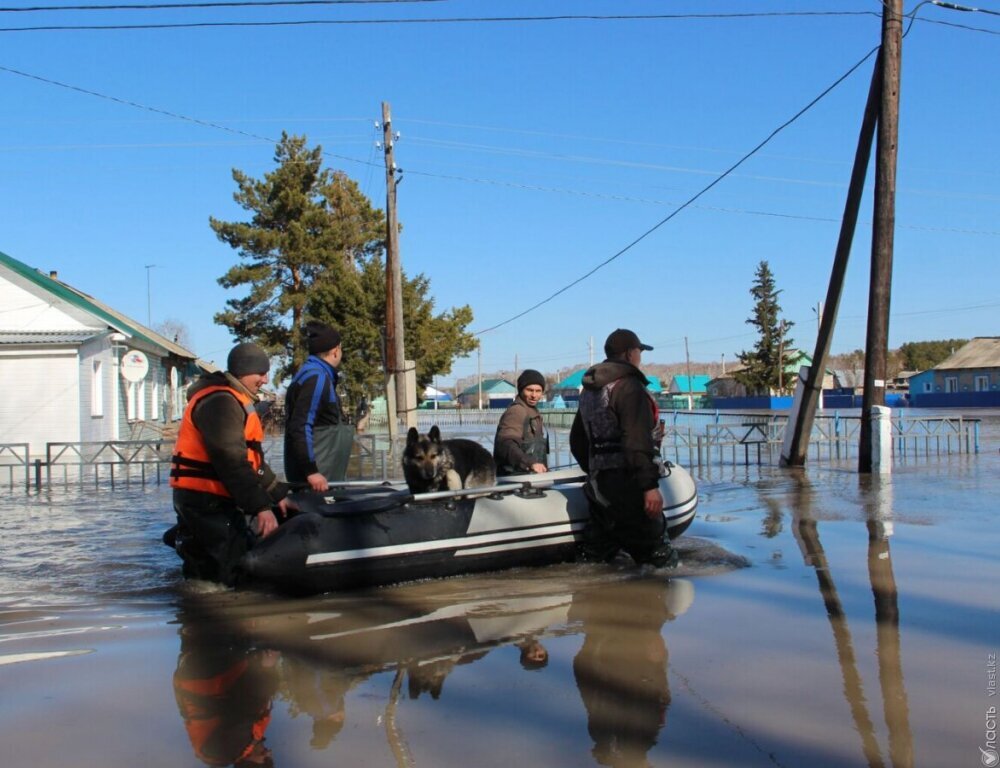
[909,337,1000,407]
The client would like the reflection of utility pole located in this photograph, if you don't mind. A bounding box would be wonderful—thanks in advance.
[788,484,885,767]
[145,264,157,327]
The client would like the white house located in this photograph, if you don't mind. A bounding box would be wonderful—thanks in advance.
[0,249,202,460]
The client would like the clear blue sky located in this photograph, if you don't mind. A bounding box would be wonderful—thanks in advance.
[2,1,997,386]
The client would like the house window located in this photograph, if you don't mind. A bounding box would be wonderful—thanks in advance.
[944,377,959,394]
[975,375,989,392]
[151,381,160,420]
[91,360,104,417]
[922,381,932,393]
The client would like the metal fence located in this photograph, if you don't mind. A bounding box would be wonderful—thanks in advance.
[659,411,981,469]
[1,410,985,492]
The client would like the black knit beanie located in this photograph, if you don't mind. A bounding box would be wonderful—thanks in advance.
[227,342,270,376]
[306,321,342,355]
[517,369,546,392]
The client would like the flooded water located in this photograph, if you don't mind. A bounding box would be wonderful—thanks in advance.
[1,422,998,767]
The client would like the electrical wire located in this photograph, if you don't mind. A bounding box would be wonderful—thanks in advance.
[0,10,881,33]
[471,44,882,337]
[0,63,380,170]
[0,0,443,11]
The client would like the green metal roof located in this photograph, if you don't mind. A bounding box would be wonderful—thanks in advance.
[554,367,661,393]
[458,378,515,396]
[0,249,196,360]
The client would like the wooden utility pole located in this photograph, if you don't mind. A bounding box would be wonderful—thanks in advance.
[780,52,883,467]
[684,336,694,410]
[382,102,407,442]
[860,1,903,473]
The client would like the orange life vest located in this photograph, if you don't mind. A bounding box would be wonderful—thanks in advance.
[170,384,264,497]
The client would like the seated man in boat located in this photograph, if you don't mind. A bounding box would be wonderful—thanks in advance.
[569,329,678,568]
[169,342,295,587]
[493,369,550,475]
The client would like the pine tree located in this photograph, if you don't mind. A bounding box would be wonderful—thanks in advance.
[210,133,476,408]
[734,261,794,395]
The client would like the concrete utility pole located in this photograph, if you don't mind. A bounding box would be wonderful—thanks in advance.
[382,102,407,442]
[860,1,903,473]
[780,49,884,467]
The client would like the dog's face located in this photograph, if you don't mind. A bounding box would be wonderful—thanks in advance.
[403,426,448,481]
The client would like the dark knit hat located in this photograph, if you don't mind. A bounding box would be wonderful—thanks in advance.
[227,342,270,376]
[604,328,653,358]
[306,321,342,355]
[517,369,546,392]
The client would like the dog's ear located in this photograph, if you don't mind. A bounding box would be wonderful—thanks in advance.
[406,427,419,445]
[428,425,441,443]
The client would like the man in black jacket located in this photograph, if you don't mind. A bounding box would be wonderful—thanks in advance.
[569,329,678,567]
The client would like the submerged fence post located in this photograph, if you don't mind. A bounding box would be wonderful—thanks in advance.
[870,406,892,474]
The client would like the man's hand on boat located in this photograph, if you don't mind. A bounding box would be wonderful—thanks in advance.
[529,463,548,474]
[256,497,298,538]
[307,472,330,492]
[644,487,664,519]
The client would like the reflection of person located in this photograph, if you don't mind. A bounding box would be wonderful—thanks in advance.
[569,329,677,568]
[570,579,678,768]
[284,321,354,491]
[172,616,280,768]
[282,655,353,750]
[494,369,549,475]
[516,637,549,670]
[169,342,294,586]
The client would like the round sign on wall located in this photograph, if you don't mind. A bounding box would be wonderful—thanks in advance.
[121,349,149,382]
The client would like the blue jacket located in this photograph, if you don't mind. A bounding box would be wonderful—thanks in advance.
[283,356,344,481]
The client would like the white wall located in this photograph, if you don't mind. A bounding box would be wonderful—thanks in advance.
[0,350,81,459]
[0,275,91,330]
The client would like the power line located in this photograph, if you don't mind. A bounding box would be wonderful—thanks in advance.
[471,44,882,337]
[0,63,380,170]
[0,0,443,11]
[0,10,881,33]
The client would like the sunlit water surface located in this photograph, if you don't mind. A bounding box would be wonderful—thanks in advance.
[1,418,998,767]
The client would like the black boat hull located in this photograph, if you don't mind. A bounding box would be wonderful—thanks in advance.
[241,465,698,594]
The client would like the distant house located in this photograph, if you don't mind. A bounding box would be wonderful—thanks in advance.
[457,378,516,409]
[663,374,711,409]
[0,249,202,459]
[709,351,833,410]
[551,368,661,405]
[909,337,1000,407]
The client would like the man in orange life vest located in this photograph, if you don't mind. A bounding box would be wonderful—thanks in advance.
[170,342,295,586]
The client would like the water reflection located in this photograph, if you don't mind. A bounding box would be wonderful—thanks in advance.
[785,471,914,768]
[570,579,693,768]
[170,572,695,767]
[172,608,279,768]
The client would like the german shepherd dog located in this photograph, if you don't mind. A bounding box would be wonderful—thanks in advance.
[402,425,496,493]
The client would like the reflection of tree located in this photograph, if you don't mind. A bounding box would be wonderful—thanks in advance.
[172,611,280,768]
[570,579,678,768]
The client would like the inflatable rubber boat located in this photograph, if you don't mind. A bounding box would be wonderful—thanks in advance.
[241,463,698,595]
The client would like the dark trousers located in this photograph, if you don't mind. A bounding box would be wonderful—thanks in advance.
[173,489,254,587]
[581,470,668,564]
